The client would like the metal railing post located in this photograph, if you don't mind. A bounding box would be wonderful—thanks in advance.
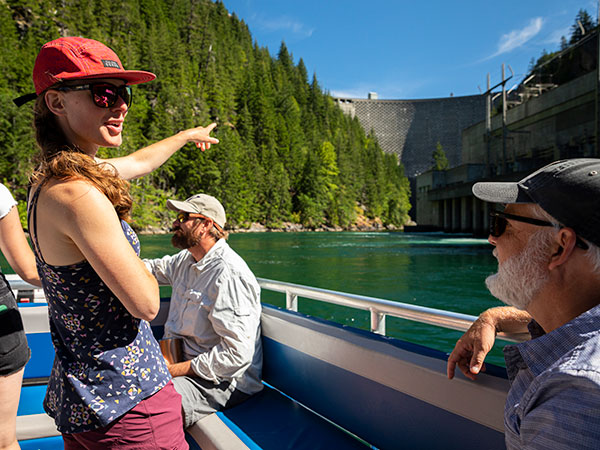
[370,310,386,335]
[286,291,298,311]
[256,277,528,343]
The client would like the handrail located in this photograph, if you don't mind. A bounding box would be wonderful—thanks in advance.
[5,274,528,343]
[5,274,37,291]
[257,277,529,343]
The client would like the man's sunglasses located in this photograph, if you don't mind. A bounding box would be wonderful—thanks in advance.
[176,212,206,223]
[489,211,588,250]
[57,83,132,108]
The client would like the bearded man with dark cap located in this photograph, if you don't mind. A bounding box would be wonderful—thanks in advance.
[447,159,600,449]
[144,194,262,428]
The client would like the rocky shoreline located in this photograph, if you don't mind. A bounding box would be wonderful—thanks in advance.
[138,217,412,235]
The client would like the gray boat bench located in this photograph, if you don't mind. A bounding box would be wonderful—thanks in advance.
[182,305,510,450]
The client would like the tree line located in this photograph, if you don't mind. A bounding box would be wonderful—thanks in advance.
[527,9,597,85]
[0,0,411,230]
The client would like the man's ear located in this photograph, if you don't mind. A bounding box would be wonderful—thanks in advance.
[44,90,67,116]
[548,227,577,270]
[199,218,214,237]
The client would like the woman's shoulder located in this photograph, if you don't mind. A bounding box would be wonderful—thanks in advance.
[41,178,110,205]
[37,178,118,227]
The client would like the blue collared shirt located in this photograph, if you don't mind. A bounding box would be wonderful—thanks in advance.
[503,303,600,449]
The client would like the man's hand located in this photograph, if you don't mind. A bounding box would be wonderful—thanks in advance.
[447,306,532,380]
[447,315,497,381]
[166,360,195,378]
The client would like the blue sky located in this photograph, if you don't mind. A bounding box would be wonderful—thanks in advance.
[221,0,594,99]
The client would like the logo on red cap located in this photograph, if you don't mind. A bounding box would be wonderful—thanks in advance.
[102,60,121,69]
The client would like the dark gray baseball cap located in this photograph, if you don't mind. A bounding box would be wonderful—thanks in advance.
[472,159,600,247]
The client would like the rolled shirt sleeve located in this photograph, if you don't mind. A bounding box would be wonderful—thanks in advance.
[0,183,17,219]
[144,253,180,286]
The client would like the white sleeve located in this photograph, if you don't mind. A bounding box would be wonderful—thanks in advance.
[143,251,185,286]
[0,184,17,220]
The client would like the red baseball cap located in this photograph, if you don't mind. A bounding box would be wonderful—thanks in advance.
[13,36,156,106]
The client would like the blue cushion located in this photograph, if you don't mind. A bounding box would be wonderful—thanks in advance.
[17,385,47,415]
[23,333,54,380]
[219,384,367,450]
[19,436,63,449]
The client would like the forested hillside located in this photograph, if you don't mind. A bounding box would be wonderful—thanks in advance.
[527,9,597,88]
[0,0,411,230]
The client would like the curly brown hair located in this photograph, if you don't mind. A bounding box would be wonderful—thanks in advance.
[30,94,132,221]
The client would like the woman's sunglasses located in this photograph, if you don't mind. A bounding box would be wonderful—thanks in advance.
[489,211,588,250]
[57,83,132,108]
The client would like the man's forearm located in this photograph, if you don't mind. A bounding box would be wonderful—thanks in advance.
[167,360,195,378]
[480,306,532,333]
[190,337,255,383]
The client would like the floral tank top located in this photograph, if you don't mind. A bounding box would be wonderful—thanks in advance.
[28,184,171,433]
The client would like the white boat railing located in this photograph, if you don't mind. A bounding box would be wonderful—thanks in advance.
[6,274,528,343]
[257,277,529,343]
[5,274,46,302]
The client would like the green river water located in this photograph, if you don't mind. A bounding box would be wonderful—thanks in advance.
[141,231,508,366]
[2,231,510,366]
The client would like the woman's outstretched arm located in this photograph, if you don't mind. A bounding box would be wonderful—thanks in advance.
[99,123,219,180]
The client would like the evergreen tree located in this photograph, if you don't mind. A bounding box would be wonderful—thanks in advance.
[526,9,596,91]
[569,9,595,44]
[432,142,450,170]
[559,36,568,51]
[0,0,411,231]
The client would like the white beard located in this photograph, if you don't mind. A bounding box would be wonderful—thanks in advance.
[485,231,552,310]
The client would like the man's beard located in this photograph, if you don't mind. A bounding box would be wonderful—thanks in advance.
[171,227,201,250]
[485,230,553,310]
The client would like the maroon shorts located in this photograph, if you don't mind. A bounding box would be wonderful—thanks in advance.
[62,381,188,450]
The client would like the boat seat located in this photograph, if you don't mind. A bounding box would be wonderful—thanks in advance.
[186,383,368,449]
[16,384,62,448]
[17,306,63,448]
[186,304,509,450]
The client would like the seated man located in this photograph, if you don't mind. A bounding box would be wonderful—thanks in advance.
[144,193,262,428]
[446,159,600,449]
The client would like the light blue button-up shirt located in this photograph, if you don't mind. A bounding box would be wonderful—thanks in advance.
[144,238,263,395]
[503,303,600,449]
